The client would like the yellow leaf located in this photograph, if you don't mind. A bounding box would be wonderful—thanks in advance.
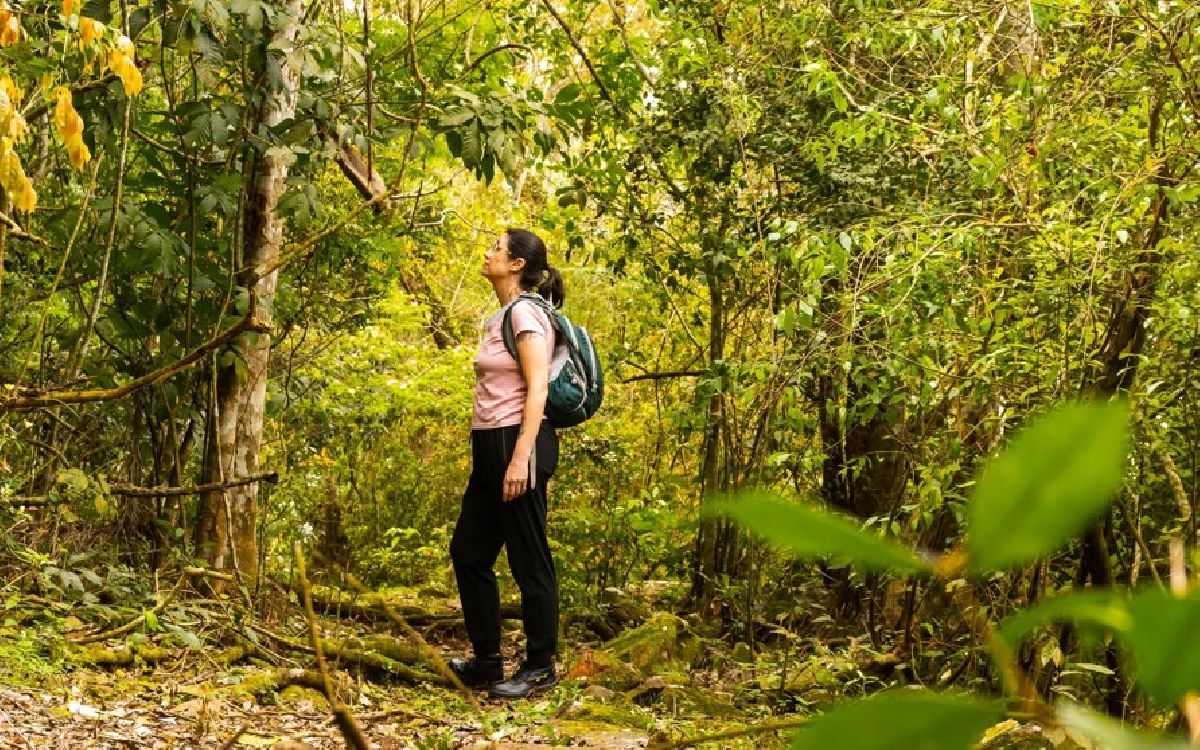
[66,137,90,169]
[65,111,83,138]
[0,74,18,106]
[0,14,21,46]
[64,0,75,16]
[14,181,36,213]
[54,87,71,129]
[115,34,133,55]
[980,720,1019,745]
[79,17,104,46]
[110,53,142,96]
[0,147,16,186]
[6,112,26,140]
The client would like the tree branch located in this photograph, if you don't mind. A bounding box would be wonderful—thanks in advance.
[21,75,122,123]
[461,43,532,78]
[623,369,707,383]
[539,0,616,107]
[109,471,279,497]
[2,314,268,411]
[0,211,50,247]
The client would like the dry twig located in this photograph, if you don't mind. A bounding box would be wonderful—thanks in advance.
[295,543,370,750]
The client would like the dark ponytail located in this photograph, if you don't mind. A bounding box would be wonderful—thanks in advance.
[505,228,566,307]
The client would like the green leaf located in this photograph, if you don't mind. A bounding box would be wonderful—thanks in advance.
[791,690,1002,750]
[166,624,203,649]
[1126,591,1200,705]
[555,83,583,103]
[144,610,162,632]
[998,588,1131,647]
[712,491,931,573]
[437,109,476,128]
[967,401,1129,572]
[1058,703,1190,749]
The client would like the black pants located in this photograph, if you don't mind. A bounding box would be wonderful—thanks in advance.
[450,423,559,666]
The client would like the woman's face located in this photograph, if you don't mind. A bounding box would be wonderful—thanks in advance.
[481,233,522,280]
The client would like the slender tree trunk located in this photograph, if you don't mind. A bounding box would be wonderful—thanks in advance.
[195,0,303,589]
[691,263,733,606]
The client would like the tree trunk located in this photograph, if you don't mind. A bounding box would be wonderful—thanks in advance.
[690,265,735,607]
[195,0,303,589]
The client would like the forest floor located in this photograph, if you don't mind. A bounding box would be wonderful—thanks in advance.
[0,582,800,750]
[0,669,654,749]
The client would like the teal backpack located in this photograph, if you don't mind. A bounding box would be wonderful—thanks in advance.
[502,293,603,428]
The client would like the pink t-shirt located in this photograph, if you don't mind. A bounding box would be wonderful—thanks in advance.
[472,300,555,429]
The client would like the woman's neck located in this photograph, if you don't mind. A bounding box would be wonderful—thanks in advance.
[492,278,522,307]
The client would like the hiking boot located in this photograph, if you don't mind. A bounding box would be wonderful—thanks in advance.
[488,663,556,700]
[448,654,503,687]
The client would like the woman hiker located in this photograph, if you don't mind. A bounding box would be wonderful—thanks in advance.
[448,228,564,700]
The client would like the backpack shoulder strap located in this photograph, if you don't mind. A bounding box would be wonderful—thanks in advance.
[501,294,558,360]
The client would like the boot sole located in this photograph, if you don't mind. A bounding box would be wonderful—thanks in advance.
[488,679,557,700]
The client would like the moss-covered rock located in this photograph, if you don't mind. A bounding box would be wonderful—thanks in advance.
[570,649,643,691]
[226,668,346,706]
[277,684,328,709]
[731,642,754,664]
[606,612,701,671]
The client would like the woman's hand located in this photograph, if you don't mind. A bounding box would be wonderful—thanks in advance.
[503,455,529,502]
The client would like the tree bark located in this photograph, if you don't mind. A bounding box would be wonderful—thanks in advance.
[691,261,736,606]
[195,0,304,589]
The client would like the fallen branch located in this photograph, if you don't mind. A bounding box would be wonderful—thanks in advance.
[646,717,811,750]
[213,641,262,668]
[322,639,445,685]
[296,543,370,750]
[315,556,482,714]
[238,668,351,704]
[1,496,56,507]
[109,472,279,497]
[247,623,441,684]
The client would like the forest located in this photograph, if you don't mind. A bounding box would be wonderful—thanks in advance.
[0,0,1198,746]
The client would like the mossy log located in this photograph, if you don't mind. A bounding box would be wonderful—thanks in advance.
[261,629,448,687]
[213,642,261,667]
[70,643,176,667]
[306,589,521,625]
[321,638,447,686]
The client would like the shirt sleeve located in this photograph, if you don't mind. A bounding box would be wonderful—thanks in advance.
[510,300,553,340]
